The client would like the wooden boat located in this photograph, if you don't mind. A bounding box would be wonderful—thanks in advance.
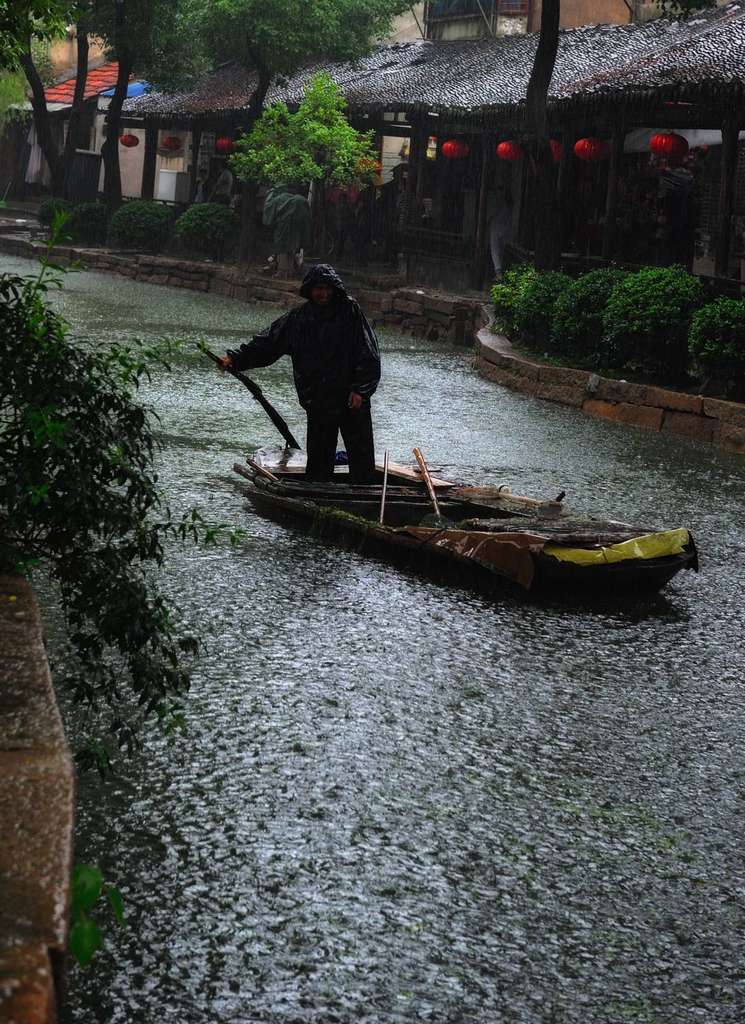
[232,447,698,599]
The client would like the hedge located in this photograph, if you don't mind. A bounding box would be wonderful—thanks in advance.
[174,203,239,257]
[109,200,173,252]
[689,298,745,400]
[602,266,705,382]
[552,267,627,361]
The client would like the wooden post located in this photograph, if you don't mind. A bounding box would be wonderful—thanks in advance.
[555,127,575,259]
[415,122,429,208]
[601,125,625,259]
[189,124,202,202]
[404,121,420,223]
[715,116,740,278]
[141,122,158,200]
[472,133,492,289]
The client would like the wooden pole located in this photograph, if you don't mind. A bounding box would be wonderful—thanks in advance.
[601,125,625,259]
[472,133,492,289]
[414,122,428,208]
[715,116,740,278]
[140,122,158,200]
[555,126,575,260]
[189,124,202,201]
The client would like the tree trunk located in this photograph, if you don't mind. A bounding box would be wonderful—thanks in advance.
[20,47,64,196]
[101,51,133,207]
[524,0,560,270]
[238,67,272,264]
[715,116,740,278]
[62,21,90,198]
[601,125,625,259]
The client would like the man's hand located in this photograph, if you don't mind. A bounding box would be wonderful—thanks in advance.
[217,354,233,372]
[348,391,363,411]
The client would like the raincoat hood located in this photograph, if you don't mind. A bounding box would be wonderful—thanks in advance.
[299,264,347,300]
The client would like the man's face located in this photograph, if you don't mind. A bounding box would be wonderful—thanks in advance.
[311,284,333,305]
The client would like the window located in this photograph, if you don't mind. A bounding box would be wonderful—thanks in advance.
[497,0,529,14]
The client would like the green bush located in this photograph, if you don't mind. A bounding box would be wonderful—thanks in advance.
[67,202,109,246]
[174,203,239,257]
[689,298,745,399]
[602,265,705,381]
[491,265,538,337]
[38,197,73,227]
[513,269,573,350]
[552,267,627,361]
[109,200,173,252]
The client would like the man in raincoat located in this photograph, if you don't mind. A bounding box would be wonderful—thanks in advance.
[219,265,381,483]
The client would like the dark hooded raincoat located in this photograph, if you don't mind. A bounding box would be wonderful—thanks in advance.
[228,264,380,413]
[227,265,381,481]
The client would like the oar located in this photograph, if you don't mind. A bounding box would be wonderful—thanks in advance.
[202,347,301,450]
[379,450,389,525]
[413,447,454,528]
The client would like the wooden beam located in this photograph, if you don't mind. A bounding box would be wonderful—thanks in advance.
[715,116,740,278]
[189,125,202,202]
[141,123,158,200]
[601,125,625,259]
[472,133,493,289]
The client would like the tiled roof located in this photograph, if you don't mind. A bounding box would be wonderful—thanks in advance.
[44,61,122,104]
[123,2,745,123]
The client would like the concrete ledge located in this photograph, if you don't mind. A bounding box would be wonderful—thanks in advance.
[477,326,745,455]
[0,576,74,1024]
[0,232,484,345]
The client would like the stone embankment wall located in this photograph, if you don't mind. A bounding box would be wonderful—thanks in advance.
[477,327,745,455]
[0,577,74,1024]
[0,234,483,345]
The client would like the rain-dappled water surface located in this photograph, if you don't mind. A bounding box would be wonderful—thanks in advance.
[5,255,745,1023]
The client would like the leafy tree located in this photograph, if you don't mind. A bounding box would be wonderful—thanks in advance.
[0,222,238,770]
[231,74,378,189]
[0,0,76,70]
[526,0,715,269]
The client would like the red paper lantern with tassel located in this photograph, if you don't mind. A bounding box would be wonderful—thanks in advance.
[215,137,236,155]
[161,135,182,152]
[119,134,139,148]
[441,139,470,160]
[496,140,524,162]
[650,132,689,163]
[574,137,610,162]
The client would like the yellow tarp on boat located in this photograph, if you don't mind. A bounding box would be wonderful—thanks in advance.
[543,528,690,566]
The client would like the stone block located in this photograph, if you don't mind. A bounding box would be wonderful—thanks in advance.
[662,410,717,443]
[702,397,745,427]
[643,386,703,414]
[534,382,585,408]
[426,295,458,316]
[594,377,649,406]
[537,364,592,388]
[0,945,56,1024]
[720,423,745,453]
[582,399,663,431]
[149,274,169,286]
[393,298,424,316]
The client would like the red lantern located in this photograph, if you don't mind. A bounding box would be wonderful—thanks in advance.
[574,137,610,162]
[549,139,563,163]
[496,140,523,162]
[119,134,139,148]
[650,132,689,163]
[215,137,236,155]
[441,139,470,160]
[161,135,182,151]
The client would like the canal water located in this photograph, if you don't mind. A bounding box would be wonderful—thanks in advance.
[4,255,745,1023]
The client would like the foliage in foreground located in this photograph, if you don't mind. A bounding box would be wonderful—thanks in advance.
[69,863,124,967]
[231,73,379,188]
[0,232,232,769]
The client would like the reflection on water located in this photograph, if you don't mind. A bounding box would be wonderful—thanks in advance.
[3,256,744,1023]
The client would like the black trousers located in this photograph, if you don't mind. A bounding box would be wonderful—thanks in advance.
[305,403,376,484]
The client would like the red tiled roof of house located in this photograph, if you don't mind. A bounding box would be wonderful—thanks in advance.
[45,61,122,104]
